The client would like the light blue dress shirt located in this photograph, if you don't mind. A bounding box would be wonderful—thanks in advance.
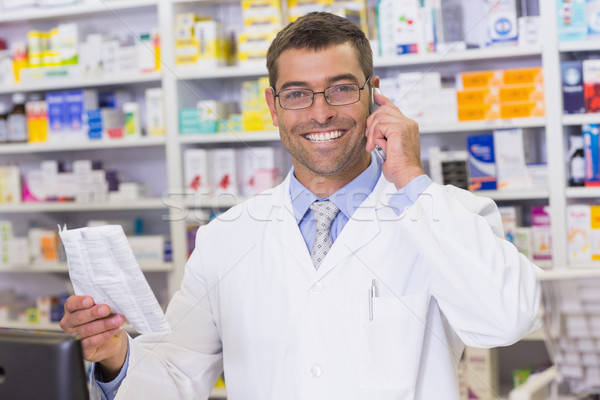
[290,153,432,252]
[96,152,432,399]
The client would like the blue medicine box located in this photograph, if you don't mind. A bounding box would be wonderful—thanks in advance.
[467,134,497,191]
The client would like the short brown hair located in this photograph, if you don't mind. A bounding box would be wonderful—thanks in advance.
[266,12,373,90]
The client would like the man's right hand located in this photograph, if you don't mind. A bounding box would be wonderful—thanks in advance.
[60,295,128,381]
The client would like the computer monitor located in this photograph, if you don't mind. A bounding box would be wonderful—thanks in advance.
[0,328,89,400]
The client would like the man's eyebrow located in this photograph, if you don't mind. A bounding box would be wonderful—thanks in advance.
[277,74,361,92]
[279,81,309,91]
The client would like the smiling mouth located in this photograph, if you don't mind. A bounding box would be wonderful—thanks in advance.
[303,130,346,143]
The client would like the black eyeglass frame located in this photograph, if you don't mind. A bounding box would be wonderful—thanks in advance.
[272,75,373,110]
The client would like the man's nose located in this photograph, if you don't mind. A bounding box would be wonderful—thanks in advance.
[307,92,336,124]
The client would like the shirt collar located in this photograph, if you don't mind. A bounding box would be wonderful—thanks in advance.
[289,152,382,223]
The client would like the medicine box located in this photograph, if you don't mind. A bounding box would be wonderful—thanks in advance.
[561,60,585,114]
[179,108,203,134]
[590,205,600,260]
[211,148,238,196]
[583,123,600,186]
[583,59,600,113]
[498,205,520,243]
[128,235,165,267]
[567,204,591,262]
[513,227,534,260]
[145,88,165,135]
[531,206,552,261]
[238,146,281,196]
[194,20,228,67]
[241,0,282,18]
[503,67,543,86]
[464,347,499,400]
[456,87,500,107]
[26,100,48,143]
[493,128,531,190]
[499,100,545,119]
[467,134,497,191]
[377,0,420,56]
[588,0,600,38]
[556,0,587,42]
[456,70,503,89]
[485,0,518,45]
[184,148,209,194]
[498,83,544,103]
[518,16,541,47]
[458,104,500,122]
[64,89,98,135]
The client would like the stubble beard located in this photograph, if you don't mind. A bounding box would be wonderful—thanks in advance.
[280,118,368,178]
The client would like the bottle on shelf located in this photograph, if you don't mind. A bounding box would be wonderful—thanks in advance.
[568,135,585,187]
[0,102,8,143]
[7,92,27,143]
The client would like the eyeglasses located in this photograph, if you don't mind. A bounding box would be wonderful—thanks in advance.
[273,76,372,110]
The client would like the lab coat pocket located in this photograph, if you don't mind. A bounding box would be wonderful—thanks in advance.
[358,292,430,391]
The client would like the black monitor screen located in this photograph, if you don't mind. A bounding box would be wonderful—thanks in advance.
[0,329,89,400]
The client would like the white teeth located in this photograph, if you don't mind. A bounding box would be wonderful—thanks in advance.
[305,130,344,142]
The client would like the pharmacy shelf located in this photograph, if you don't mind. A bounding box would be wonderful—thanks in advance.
[539,267,600,280]
[558,40,600,53]
[566,187,600,198]
[0,261,173,273]
[174,46,542,81]
[174,64,267,81]
[0,71,162,95]
[0,0,158,24]
[0,136,166,154]
[374,46,542,68]
[180,196,248,210]
[473,188,549,201]
[567,262,600,270]
[178,119,547,143]
[535,260,553,270]
[0,198,167,213]
[562,113,600,126]
[178,131,279,144]
[420,117,547,134]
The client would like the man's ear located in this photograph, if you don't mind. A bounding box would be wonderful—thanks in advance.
[265,87,279,127]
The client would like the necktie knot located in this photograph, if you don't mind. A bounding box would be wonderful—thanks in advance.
[309,200,340,270]
[310,200,340,231]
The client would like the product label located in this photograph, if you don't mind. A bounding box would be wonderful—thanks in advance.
[0,119,7,141]
[467,134,497,191]
[7,114,27,141]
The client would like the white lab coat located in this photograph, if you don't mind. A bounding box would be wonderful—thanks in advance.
[111,173,541,400]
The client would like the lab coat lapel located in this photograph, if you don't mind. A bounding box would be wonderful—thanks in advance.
[268,174,320,279]
[317,174,396,276]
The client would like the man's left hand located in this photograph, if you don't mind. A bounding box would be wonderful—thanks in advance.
[365,90,426,189]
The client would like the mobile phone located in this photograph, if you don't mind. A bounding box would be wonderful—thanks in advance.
[369,87,387,162]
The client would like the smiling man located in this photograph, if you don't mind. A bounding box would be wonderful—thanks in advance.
[60,12,542,400]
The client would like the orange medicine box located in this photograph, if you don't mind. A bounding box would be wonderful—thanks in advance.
[500,101,545,119]
[499,83,545,103]
[458,104,500,121]
[503,67,543,85]
[591,205,600,260]
[457,70,503,89]
[456,87,500,106]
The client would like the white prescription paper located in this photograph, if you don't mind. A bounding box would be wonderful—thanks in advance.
[58,224,171,335]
